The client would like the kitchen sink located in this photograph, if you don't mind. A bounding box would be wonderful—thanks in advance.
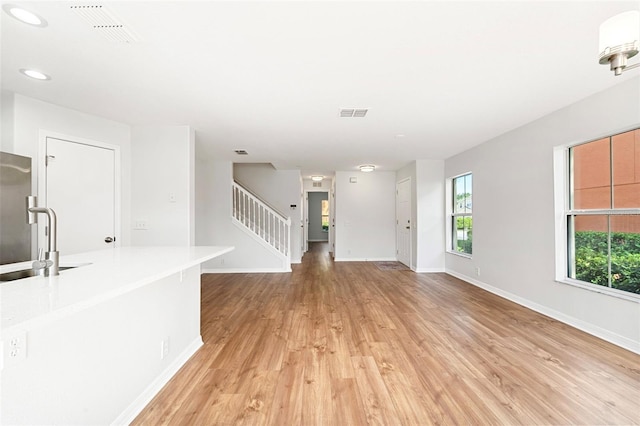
[0,264,91,282]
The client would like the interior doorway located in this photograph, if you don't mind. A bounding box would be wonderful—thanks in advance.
[307,191,329,243]
[41,135,119,256]
[396,178,411,268]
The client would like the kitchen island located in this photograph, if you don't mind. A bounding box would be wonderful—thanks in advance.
[0,245,233,425]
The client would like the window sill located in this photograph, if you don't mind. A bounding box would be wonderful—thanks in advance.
[556,278,640,303]
[446,250,472,259]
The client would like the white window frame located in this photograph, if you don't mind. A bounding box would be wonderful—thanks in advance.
[553,127,640,302]
[446,172,473,258]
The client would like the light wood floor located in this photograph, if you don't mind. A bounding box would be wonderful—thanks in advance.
[133,243,640,425]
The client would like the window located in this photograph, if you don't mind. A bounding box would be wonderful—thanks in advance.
[321,199,329,232]
[566,129,640,296]
[451,173,473,255]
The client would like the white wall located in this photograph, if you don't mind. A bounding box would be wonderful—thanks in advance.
[445,76,640,353]
[130,126,194,246]
[416,159,445,272]
[196,159,287,272]
[1,91,15,152]
[4,94,132,246]
[334,170,396,261]
[234,163,303,263]
[396,160,445,272]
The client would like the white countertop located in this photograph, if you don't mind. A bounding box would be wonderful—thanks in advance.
[0,246,233,333]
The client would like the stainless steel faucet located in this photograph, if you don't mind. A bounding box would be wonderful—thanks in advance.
[26,196,59,276]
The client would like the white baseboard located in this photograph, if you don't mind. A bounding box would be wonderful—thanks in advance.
[333,257,397,262]
[112,337,204,425]
[414,267,445,273]
[202,267,291,274]
[445,269,640,355]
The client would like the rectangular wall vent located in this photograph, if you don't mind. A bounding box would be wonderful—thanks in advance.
[71,5,139,43]
[234,150,249,155]
[339,108,368,118]
[312,182,322,188]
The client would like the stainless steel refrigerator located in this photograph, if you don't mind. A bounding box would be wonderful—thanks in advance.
[0,151,32,265]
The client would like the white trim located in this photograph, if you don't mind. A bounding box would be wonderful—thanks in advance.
[395,177,412,270]
[556,278,640,303]
[553,146,569,282]
[112,336,204,426]
[446,250,472,259]
[446,269,640,355]
[202,267,291,274]
[445,171,473,257]
[414,267,446,273]
[304,189,330,254]
[38,130,122,251]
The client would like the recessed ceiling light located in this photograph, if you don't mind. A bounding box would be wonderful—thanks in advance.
[3,4,47,27]
[311,176,323,182]
[359,164,376,172]
[19,69,51,81]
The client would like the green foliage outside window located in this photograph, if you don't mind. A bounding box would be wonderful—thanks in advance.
[455,216,472,255]
[574,231,640,294]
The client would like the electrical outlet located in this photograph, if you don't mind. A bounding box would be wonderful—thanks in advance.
[3,330,27,366]
[160,337,170,360]
[475,267,481,276]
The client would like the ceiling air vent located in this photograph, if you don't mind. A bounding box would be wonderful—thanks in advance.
[339,108,368,118]
[234,150,249,155]
[71,5,139,43]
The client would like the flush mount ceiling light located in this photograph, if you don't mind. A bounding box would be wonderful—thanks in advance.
[359,164,376,173]
[311,176,323,182]
[599,10,640,76]
[2,4,47,27]
[19,69,51,81]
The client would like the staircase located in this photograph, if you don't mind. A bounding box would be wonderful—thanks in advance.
[231,181,291,267]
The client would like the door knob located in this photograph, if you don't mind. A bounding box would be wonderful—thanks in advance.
[105,237,114,243]
[406,226,410,229]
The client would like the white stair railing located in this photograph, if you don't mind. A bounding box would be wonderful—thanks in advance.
[232,181,291,261]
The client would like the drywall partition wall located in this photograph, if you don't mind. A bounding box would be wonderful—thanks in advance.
[9,94,132,245]
[396,160,446,272]
[1,91,15,152]
[233,163,303,263]
[303,178,329,191]
[334,170,396,261]
[415,159,445,272]
[131,126,194,246]
[196,159,288,272]
[308,192,329,242]
[445,76,640,353]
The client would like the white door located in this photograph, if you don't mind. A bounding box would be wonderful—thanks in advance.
[45,137,117,256]
[330,180,336,256]
[396,178,411,267]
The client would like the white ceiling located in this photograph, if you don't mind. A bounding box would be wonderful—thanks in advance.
[2,1,639,178]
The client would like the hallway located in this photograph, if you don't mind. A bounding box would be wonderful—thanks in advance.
[133,245,640,425]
